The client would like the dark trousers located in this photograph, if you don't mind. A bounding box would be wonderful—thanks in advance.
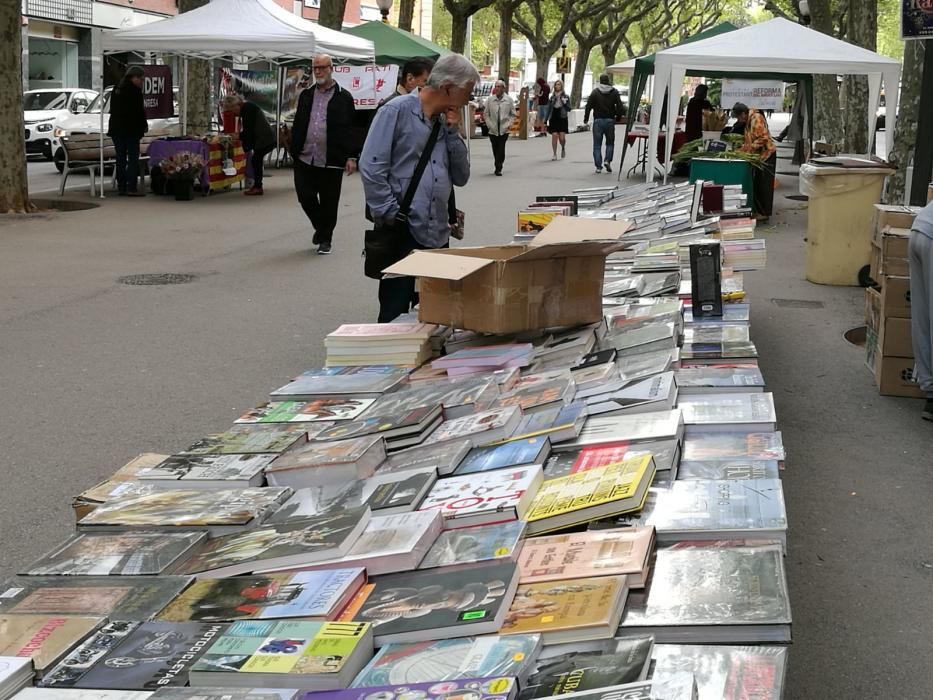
[251,145,274,189]
[112,135,140,193]
[489,133,508,172]
[753,152,778,218]
[377,228,422,323]
[294,160,344,244]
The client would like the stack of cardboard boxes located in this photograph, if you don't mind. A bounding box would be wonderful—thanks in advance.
[866,205,923,396]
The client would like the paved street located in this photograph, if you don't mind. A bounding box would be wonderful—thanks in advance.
[2,126,932,698]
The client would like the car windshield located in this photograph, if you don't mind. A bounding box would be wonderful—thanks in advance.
[23,91,69,111]
[86,90,112,114]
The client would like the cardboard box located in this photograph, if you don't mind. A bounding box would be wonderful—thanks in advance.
[880,275,911,318]
[874,354,925,398]
[874,226,910,259]
[385,240,625,334]
[879,316,914,358]
[872,204,920,233]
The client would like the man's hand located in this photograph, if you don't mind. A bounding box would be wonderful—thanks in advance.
[446,109,461,128]
[345,159,358,174]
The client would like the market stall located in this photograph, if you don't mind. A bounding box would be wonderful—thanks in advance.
[343,20,449,65]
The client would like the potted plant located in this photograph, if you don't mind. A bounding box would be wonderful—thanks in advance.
[159,151,205,201]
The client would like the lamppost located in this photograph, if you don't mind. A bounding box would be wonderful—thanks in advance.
[376,0,393,24]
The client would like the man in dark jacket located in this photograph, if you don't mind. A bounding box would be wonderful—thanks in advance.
[222,94,277,195]
[108,65,148,196]
[583,74,624,174]
[290,53,357,255]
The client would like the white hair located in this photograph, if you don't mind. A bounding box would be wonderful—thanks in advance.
[221,94,243,111]
[427,53,481,90]
[495,79,507,88]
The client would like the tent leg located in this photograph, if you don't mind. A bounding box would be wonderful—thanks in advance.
[182,57,189,134]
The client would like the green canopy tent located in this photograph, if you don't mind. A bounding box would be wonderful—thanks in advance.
[616,21,814,178]
[344,21,449,66]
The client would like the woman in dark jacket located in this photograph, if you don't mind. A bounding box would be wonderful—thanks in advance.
[222,94,277,195]
[107,65,148,196]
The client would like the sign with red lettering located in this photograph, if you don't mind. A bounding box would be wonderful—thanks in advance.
[332,64,399,110]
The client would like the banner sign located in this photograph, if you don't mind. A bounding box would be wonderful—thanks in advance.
[332,64,400,110]
[141,65,173,119]
[721,79,785,112]
[219,68,278,120]
[902,0,933,39]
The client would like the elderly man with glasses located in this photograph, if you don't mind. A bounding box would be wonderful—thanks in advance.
[289,53,357,255]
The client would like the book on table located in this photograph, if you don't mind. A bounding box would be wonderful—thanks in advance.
[455,437,551,475]
[179,427,308,456]
[583,372,678,416]
[418,465,543,529]
[377,439,472,476]
[149,690,301,699]
[136,454,276,489]
[235,397,376,424]
[681,431,785,461]
[650,643,788,700]
[421,406,524,449]
[679,393,777,433]
[306,677,517,700]
[674,367,765,394]
[265,435,386,489]
[528,676,698,700]
[0,614,104,678]
[13,690,155,699]
[491,402,587,446]
[0,655,33,698]
[553,410,683,453]
[543,438,680,477]
[676,459,781,480]
[418,521,527,570]
[270,371,409,401]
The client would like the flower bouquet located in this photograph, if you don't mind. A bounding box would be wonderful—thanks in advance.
[159,151,205,200]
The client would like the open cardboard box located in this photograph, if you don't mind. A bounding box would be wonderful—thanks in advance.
[384,217,630,334]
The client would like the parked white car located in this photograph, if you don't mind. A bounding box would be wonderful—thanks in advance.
[51,87,181,172]
[24,88,98,159]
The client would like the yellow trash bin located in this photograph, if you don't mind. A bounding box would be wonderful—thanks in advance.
[799,163,892,285]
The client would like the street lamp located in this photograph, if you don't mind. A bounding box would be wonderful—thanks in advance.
[376,0,393,24]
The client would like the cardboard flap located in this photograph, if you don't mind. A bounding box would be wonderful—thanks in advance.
[383,250,496,280]
[509,240,629,262]
[530,216,633,246]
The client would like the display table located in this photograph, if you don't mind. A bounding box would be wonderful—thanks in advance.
[148,138,247,194]
[690,158,754,198]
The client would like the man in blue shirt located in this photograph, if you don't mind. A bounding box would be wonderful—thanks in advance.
[360,53,478,323]
[909,200,933,420]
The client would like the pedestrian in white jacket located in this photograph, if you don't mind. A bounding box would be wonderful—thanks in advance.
[484,80,516,176]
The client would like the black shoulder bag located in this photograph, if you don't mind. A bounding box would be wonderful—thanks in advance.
[363,119,442,280]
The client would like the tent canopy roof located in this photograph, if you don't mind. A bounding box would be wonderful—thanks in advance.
[637,22,739,73]
[344,21,448,65]
[655,17,900,75]
[606,57,636,76]
[101,0,374,63]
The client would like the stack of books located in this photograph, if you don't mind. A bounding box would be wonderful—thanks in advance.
[5,176,790,700]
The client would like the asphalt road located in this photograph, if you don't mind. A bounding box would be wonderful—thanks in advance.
[2,125,932,698]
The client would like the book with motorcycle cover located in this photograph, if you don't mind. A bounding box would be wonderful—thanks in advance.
[156,569,366,623]
[39,620,228,690]
[189,620,373,690]
[0,576,191,621]
[518,636,654,699]
[336,561,520,646]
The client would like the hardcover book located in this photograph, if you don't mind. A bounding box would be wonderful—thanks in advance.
[524,456,655,535]
[306,677,517,700]
[531,677,697,700]
[378,440,472,476]
[179,508,371,578]
[151,690,300,700]
[518,636,654,699]
[265,436,386,489]
[495,403,587,446]
[422,406,523,449]
[418,521,527,570]
[0,576,190,621]
[180,428,307,456]
[418,466,543,529]
[0,655,32,697]
[309,405,443,446]
[0,615,104,676]
[77,488,292,537]
[674,367,765,394]
[22,532,206,576]
[236,398,376,424]
[366,379,499,421]
[544,439,679,477]
[500,576,629,644]
[137,454,275,489]
[679,393,777,432]
[338,561,520,646]
[681,431,785,461]
[39,621,227,691]
[270,372,409,400]
[493,379,574,414]
[156,569,366,623]
[651,644,788,700]
[456,438,551,475]
[676,460,781,480]
[554,411,683,453]
[351,635,542,687]
[14,690,154,699]
[189,620,373,690]
[517,528,654,588]
[583,373,677,416]
[619,545,792,643]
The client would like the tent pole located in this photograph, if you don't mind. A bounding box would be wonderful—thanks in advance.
[276,64,283,168]
[182,56,189,134]
[99,52,106,199]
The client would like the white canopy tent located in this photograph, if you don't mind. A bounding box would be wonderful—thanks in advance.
[648,17,901,183]
[606,57,637,77]
[101,0,375,62]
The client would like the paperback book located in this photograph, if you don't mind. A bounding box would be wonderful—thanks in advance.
[366,379,499,421]
[674,368,765,395]
[676,460,781,480]
[309,405,442,445]
[544,439,679,477]
[583,372,678,416]
[179,428,307,456]
[679,393,777,432]
[418,521,527,570]
[151,690,301,700]
[270,371,409,401]
[651,644,788,700]
[418,466,543,529]
[455,438,551,475]
[493,403,587,446]
[681,431,785,461]
[136,454,276,489]
[378,440,472,476]
[235,398,376,424]
[307,677,517,700]
[422,406,523,449]
[265,436,386,489]
[554,411,683,453]
[0,615,104,677]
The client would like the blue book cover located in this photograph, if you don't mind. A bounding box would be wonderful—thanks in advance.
[457,438,548,475]
[305,677,517,700]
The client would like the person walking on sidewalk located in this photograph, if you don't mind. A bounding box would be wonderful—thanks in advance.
[290,53,357,255]
[909,201,933,421]
[222,95,276,196]
[360,53,477,323]
[547,80,570,161]
[533,77,550,136]
[380,57,435,107]
[108,66,148,197]
[485,80,515,176]
[584,74,624,174]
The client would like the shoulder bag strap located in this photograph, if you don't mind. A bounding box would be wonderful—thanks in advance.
[397,119,442,223]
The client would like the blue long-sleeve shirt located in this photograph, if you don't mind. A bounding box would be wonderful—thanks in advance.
[360,91,470,248]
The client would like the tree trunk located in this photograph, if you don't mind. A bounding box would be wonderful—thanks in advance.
[398,0,416,33]
[318,0,348,30]
[0,0,30,213]
[450,11,469,54]
[570,43,593,109]
[178,0,212,135]
[884,40,925,205]
[808,0,845,147]
[535,47,555,80]
[497,0,513,82]
[843,0,877,153]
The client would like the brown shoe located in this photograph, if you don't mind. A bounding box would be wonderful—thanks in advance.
[244,187,264,196]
